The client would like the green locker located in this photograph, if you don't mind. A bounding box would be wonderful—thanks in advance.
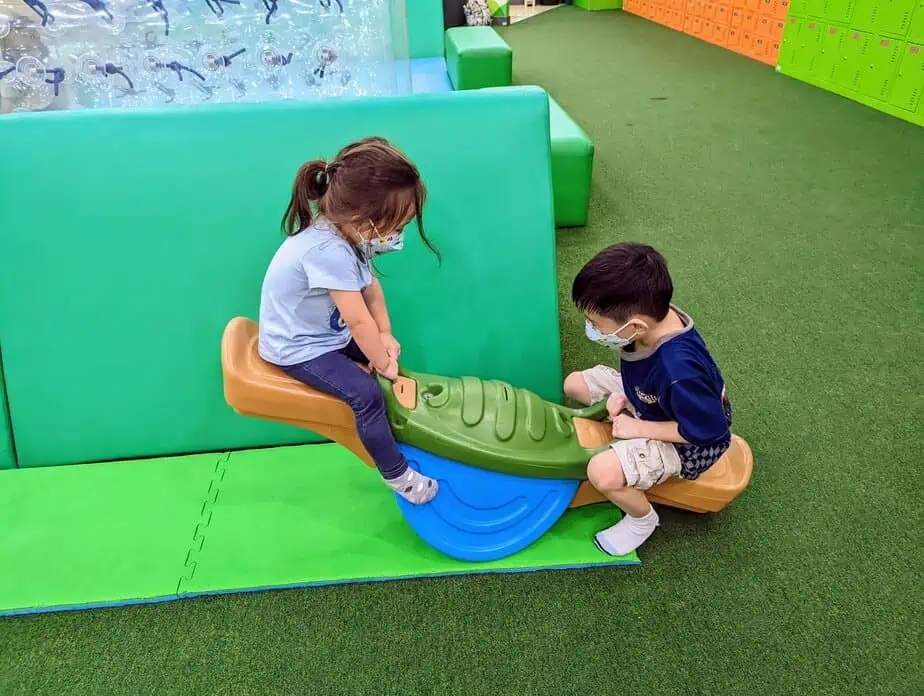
[806,0,828,18]
[789,19,826,72]
[812,25,847,81]
[823,0,856,23]
[780,17,807,67]
[790,0,808,14]
[908,0,924,42]
[858,37,904,100]
[888,43,924,111]
[853,0,916,35]
[836,30,874,89]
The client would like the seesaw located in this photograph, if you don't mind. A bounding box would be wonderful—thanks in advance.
[221,317,753,561]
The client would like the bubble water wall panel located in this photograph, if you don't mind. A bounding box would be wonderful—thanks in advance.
[0,0,410,113]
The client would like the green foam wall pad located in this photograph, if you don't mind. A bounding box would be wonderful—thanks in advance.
[574,0,623,9]
[446,27,514,90]
[0,445,637,616]
[777,1,924,127]
[0,356,14,469]
[406,0,446,58]
[0,89,559,467]
[549,96,595,228]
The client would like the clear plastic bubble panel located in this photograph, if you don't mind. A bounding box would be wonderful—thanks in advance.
[0,0,410,113]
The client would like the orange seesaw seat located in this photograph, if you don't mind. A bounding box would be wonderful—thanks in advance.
[221,317,753,514]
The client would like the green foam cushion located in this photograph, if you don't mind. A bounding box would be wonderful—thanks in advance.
[406,0,445,59]
[0,364,13,469]
[574,0,623,8]
[549,96,595,228]
[0,89,559,467]
[445,27,513,90]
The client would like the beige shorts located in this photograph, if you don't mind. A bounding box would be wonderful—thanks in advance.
[581,365,683,490]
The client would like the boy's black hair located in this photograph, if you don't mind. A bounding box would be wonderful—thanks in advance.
[571,242,673,321]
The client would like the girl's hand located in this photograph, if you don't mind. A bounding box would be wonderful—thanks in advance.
[606,393,629,420]
[381,333,401,360]
[611,414,646,440]
[377,359,399,382]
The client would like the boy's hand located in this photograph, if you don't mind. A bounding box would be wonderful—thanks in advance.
[380,333,401,360]
[606,393,629,420]
[611,414,646,440]
[377,359,399,382]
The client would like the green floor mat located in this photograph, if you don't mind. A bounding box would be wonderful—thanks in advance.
[0,445,637,615]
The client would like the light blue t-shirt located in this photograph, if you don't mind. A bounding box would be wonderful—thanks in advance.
[258,219,373,366]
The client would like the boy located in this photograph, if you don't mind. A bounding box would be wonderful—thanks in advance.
[564,243,732,555]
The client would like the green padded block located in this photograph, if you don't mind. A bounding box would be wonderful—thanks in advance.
[179,445,637,596]
[0,89,560,467]
[0,355,14,469]
[549,96,595,228]
[379,369,609,479]
[445,27,513,90]
[574,0,623,9]
[406,0,445,58]
[0,453,220,613]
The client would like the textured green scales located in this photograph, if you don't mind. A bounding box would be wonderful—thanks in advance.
[381,369,608,479]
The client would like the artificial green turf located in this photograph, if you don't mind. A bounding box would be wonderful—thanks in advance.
[1,8,922,695]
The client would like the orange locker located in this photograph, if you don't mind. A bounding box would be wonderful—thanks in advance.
[741,29,756,54]
[683,13,696,31]
[623,0,637,11]
[757,15,773,35]
[769,39,782,60]
[727,25,743,49]
[743,0,760,11]
[771,18,785,39]
[759,0,776,17]
[671,8,685,28]
[656,4,670,24]
[715,3,731,24]
[752,33,771,60]
[704,1,717,17]
[773,0,789,18]
[742,10,758,29]
[714,22,730,42]
[731,7,744,26]
[702,18,716,40]
[692,15,705,35]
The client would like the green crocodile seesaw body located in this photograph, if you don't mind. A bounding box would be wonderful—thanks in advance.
[378,368,612,479]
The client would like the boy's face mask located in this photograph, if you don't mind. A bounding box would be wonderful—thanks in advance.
[585,318,640,350]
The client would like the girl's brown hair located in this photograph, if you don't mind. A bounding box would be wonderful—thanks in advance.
[281,136,440,262]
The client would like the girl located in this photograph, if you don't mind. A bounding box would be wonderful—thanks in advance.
[258,137,440,504]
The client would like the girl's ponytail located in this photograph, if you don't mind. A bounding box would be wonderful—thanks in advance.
[281,160,329,236]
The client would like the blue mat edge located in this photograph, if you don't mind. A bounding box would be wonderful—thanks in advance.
[0,559,640,618]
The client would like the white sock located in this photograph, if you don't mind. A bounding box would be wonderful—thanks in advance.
[594,506,659,556]
[386,467,438,505]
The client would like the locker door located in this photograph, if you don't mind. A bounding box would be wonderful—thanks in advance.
[716,3,731,23]
[778,16,805,66]
[775,0,792,17]
[789,0,808,15]
[823,0,857,23]
[811,24,845,81]
[889,43,924,111]
[793,20,825,70]
[908,0,924,43]
[728,25,745,48]
[805,0,827,17]
[858,37,903,100]
[731,7,745,25]
[877,0,915,35]
[835,30,873,89]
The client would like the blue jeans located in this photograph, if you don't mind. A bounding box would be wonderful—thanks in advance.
[280,341,407,480]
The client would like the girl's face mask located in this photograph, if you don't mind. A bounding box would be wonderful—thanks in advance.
[585,318,640,350]
[361,221,405,257]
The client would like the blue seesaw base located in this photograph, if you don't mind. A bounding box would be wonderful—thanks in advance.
[395,445,581,562]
